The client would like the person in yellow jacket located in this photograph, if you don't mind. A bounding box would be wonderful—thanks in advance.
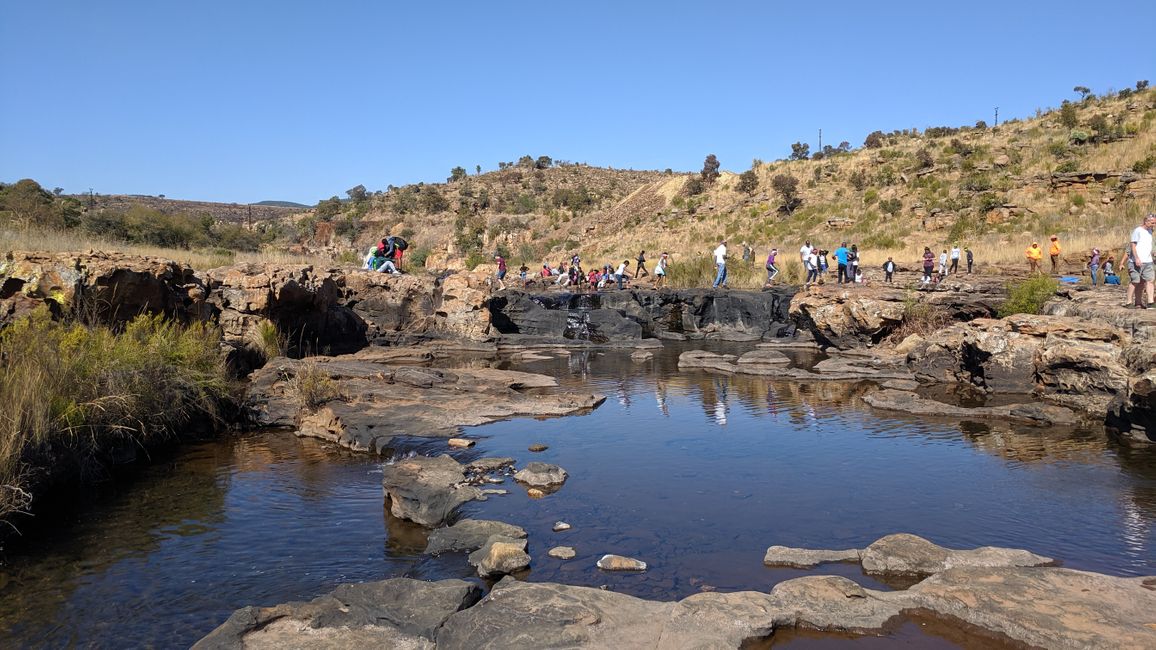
[1025,242,1043,274]
[1048,235,1062,274]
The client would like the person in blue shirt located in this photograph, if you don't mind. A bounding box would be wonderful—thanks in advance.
[833,242,850,284]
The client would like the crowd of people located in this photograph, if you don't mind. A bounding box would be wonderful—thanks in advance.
[365,212,1156,309]
[493,250,672,292]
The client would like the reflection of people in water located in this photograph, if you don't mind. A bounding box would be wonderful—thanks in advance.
[765,385,778,416]
[712,377,729,426]
[655,380,669,417]
[616,378,631,408]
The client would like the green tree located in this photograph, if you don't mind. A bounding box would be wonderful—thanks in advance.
[863,131,885,149]
[1073,85,1092,99]
[475,164,482,175]
[771,174,801,213]
[1059,101,1079,128]
[315,196,343,219]
[700,154,721,184]
[789,141,810,160]
[345,184,368,203]
[1138,80,1150,91]
[0,179,61,229]
[449,166,468,182]
[535,155,553,169]
[420,187,450,213]
[737,170,759,195]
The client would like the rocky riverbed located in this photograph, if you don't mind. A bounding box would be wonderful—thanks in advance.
[4,252,1156,648]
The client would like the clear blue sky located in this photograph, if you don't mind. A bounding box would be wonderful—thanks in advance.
[2,1,1152,204]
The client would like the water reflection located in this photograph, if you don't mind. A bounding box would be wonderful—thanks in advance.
[0,341,1154,647]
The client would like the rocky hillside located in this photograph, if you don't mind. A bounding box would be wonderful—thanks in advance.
[301,85,1155,271]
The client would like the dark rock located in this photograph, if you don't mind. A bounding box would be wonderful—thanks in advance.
[381,455,482,527]
[425,519,527,555]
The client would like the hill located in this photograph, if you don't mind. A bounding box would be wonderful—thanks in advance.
[302,85,1154,273]
[72,194,305,224]
[253,200,310,208]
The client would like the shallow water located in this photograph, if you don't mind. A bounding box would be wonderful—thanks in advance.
[1,342,1154,647]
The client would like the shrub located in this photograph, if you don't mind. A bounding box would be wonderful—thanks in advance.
[0,309,230,519]
[737,170,759,195]
[701,155,721,184]
[1132,156,1155,173]
[1056,160,1079,173]
[683,176,706,196]
[789,142,810,160]
[998,275,1059,317]
[289,362,343,413]
[892,295,954,341]
[863,131,885,149]
[849,169,869,191]
[771,174,801,213]
[1059,101,1079,128]
[915,148,934,169]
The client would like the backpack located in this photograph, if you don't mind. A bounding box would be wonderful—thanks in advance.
[390,236,409,251]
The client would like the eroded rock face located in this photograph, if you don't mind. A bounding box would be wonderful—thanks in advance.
[192,578,482,650]
[381,455,482,527]
[863,389,1079,426]
[488,288,795,343]
[790,291,906,350]
[0,250,210,327]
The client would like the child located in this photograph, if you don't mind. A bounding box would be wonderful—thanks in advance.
[882,257,896,283]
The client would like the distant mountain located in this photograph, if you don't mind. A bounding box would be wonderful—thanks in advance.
[252,200,309,208]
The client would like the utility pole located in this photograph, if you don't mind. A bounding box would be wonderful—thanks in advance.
[818,128,822,153]
[994,107,999,127]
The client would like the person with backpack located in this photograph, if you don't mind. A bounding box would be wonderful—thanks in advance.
[764,248,779,286]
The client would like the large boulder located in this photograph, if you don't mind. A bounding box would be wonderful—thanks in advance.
[467,535,531,577]
[789,291,906,350]
[425,519,527,555]
[381,455,482,527]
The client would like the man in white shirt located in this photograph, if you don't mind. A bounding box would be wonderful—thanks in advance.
[1130,213,1156,308]
[949,245,961,274]
[799,241,812,265]
[615,260,630,290]
[712,240,728,289]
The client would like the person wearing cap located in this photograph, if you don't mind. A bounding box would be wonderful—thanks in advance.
[1025,242,1043,274]
[494,254,507,290]
[1049,235,1062,274]
[654,252,669,288]
[712,240,728,289]
[1130,213,1156,308]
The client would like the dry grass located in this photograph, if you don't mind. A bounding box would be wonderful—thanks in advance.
[0,309,231,521]
[289,362,343,413]
[0,228,337,270]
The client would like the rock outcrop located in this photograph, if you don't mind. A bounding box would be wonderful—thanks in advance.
[863,389,1079,426]
[245,351,605,453]
[425,519,527,555]
[488,287,795,343]
[200,556,1156,649]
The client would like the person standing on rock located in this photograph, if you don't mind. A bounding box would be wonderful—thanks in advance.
[1025,242,1043,275]
[833,242,849,284]
[804,248,819,287]
[950,244,961,274]
[966,247,974,274]
[764,248,779,286]
[1049,235,1062,274]
[921,247,935,287]
[799,240,812,266]
[1130,213,1156,308]
[882,257,896,283]
[938,249,948,279]
[850,244,861,282]
[494,255,507,290]
[654,252,669,288]
[636,250,649,278]
[712,240,728,289]
[1089,248,1101,287]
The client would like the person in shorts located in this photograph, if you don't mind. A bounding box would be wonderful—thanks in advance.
[1130,214,1156,308]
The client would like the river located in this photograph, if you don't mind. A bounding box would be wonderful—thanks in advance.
[1,342,1153,647]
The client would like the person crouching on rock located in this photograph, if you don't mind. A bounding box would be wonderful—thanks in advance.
[615,260,631,290]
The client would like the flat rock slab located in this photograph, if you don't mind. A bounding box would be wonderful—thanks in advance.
[382,455,482,527]
[864,389,1079,426]
[630,350,654,362]
[513,462,568,487]
[247,358,605,453]
[425,519,527,555]
[466,457,514,472]
[860,533,1053,577]
[193,578,481,649]
[763,546,860,568]
[467,535,531,577]
[677,350,738,374]
[737,349,791,366]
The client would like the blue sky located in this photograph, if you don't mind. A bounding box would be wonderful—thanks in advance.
[2,1,1152,204]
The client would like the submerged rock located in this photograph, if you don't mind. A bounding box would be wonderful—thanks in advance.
[596,554,647,571]
[467,535,531,577]
[763,546,860,568]
[863,389,1079,426]
[677,350,737,373]
[630,350,654,362]
[467,457,515,472]
[514,462,568,487]
[381,455,482,527]
[425,519,527,555]
[860,533,1053,577]
[528,443,548,452]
